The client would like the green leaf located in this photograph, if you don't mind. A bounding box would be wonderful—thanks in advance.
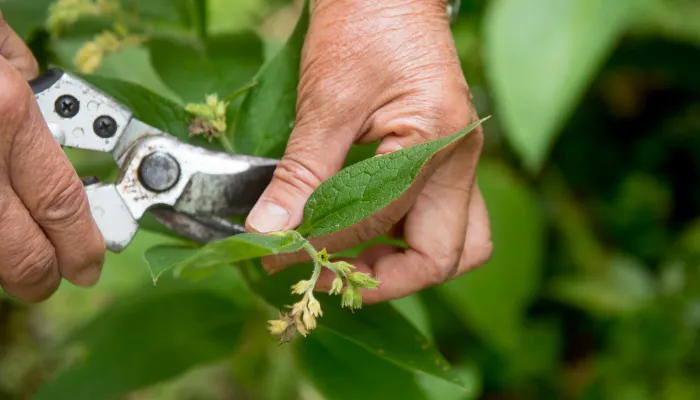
[168,232,307,279]
[391,295,434,342]
[33,282,252,400]
[143,245,198,284]
[484,0,630,171]
[297,118,489,237]
[78,74,225,152]
[240,260,467,391]
[0,0,53,39]
[148,32,264,103]
[438,159,545,353]
[233,0,309,157]
[298,330,471,400]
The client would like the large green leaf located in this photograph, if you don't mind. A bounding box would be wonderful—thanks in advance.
[144,232,307,280]
[148,32,264,103]
[232,0,309,157]
[298,119,488,237]
[484,0,630,171]
[438,160,545,353]
[33,277,253,400]
[298,330,473,400]
[240,260,468,391]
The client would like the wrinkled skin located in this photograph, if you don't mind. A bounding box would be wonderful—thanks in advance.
[247,0,492,303]
[0,12,105,302]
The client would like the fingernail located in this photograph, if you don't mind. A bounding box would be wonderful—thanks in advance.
[248,201,290,233]
[74,263,102,287]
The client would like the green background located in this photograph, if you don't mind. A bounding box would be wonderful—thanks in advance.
[1,0,700,399]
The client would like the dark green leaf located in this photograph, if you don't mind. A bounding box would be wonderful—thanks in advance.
[170,232,307,279]
[240,260,467,391]
[148,32,264,103]
[79,74,225,152]
[297,118,488,237]
[298,329,464,400]
[33,281,252,400]
[233,0,309,157]
[438,160,544,353]
[484,0,630,171]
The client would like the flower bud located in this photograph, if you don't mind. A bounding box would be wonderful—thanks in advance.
[329,276,344,295]
[267,319,289,336]
[291,280,311,295]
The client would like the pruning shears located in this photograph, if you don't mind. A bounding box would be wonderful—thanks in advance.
[30,68,278,253]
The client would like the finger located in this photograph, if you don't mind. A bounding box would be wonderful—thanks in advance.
[0,59,105,287]
[0,176,60,302]
[355,131,482,304]
[0,11,39,79]
[455,184,492,276]
[245,115,358,234]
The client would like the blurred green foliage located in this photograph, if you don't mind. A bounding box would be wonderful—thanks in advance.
[0,0,699,399]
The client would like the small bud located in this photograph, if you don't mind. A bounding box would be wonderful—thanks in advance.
[295,314,309,337]
[341,286,355,309]
[291,296,309,316]
[291,280,311,295]
[302,309,317,331]
[329,276,344,295]
[332,261,356,275]
[307,297,323,317]
[348,272,379,289]
[267,319,289,336]
[352,287,363,309]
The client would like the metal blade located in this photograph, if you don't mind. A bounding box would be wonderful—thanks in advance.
[149,207,246,244]
[172,159,277,219]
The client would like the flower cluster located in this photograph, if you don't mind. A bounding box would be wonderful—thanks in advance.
[74,26,142,73]
[267,240,380,342]
[185,94,229,141]
[47,0,120,35]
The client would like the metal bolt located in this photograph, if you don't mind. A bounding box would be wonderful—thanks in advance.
[55,95,79,118]
[138,152,181,193]
[93,115,118,138]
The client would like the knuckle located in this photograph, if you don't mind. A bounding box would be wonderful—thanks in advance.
[425,247,460,285]
[0,71,31,124]
[4,240,55,286]
[273,155,326,196]
[35,174,88,227]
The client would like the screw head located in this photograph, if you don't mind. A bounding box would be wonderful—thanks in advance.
[138,152,181,193]
[54,95,80,118]
[93,115,118,138]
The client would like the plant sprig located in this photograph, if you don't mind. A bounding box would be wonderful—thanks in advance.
[265,231,379,342]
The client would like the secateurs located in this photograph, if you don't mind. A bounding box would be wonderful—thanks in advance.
[30,68,278,252]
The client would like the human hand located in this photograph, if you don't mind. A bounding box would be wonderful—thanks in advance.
[246,0,491,304]
[0,13,105,302]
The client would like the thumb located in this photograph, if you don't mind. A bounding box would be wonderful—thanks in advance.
[245,121,356,233]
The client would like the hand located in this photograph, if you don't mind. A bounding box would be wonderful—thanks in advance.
[0,13,105,302]
[246,0,492,304]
